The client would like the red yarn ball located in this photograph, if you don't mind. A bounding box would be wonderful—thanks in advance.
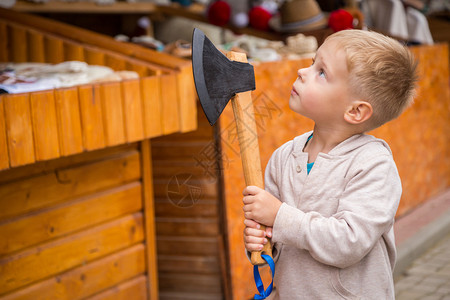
[207,1,231,26]
[249,6,272,31]
[328,9,354,32]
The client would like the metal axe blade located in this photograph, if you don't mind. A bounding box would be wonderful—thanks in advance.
[192,28,256,126]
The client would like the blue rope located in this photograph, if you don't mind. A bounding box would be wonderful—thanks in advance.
[253,254,275,299]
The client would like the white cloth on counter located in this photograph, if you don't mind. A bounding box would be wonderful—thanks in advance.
[0,77,62,94]
[0,61,139,94]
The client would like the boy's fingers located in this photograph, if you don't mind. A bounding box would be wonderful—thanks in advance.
[243,185,261,196]
[242,186,251,196]
[243,221,268,252]
[246,243,264,251]
[244,227,266,238]
[244,235,268,247]
[242,204,252,213]
[266,227,273,238]
[242,195,254,204]
[244,218,260,229]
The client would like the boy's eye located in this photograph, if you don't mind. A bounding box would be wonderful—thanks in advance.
[319,69,326,78]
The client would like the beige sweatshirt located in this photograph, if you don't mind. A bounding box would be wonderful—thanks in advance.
[265,132,401,299]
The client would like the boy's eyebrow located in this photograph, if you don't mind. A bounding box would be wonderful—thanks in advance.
[314,52,327,67]
[316,54,330,74]
[321,56,333,75]
[321,59,329,73]
[313,50,333,78]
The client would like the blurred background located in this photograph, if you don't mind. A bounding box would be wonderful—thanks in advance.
[0,0,448,299]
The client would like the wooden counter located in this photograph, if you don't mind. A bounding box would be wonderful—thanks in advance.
[0,7,197,170]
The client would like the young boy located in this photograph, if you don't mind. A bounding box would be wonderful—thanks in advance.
[243,29,418,299]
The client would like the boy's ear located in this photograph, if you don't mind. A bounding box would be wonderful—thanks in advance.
[344,101,373,125]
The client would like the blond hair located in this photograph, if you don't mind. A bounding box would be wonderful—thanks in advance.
[326,30,418,129]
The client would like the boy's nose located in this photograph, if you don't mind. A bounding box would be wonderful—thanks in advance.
[298,68,306,81]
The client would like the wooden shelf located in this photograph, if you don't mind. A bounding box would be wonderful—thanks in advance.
[12,0,332,42]
[12,0,158,14]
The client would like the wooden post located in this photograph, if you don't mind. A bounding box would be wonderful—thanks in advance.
[0,96,9,170]
[141,139,159,300]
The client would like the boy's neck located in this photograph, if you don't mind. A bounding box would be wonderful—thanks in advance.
[303,125,361,163]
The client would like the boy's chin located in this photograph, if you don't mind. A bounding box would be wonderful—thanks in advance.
[288,97,295,109]
[288,99,301,114]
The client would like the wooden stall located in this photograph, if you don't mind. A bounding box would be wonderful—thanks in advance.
[0,8,197,300]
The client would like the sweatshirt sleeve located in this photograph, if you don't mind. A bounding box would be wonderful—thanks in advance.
[264,146,282,201]
[272,153,401,269]
[254,143,288,264]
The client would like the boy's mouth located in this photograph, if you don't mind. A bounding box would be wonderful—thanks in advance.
[291,86,299,96]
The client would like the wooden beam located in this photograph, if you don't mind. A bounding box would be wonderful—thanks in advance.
[140,76,163,139]
[85,276,147,300]
[3,94,35,167]
[100,82,126,147]
[0,150,141,221]
[160,74,180,135]
[12,0,157,14]
[0,182,142,256]
[9,24,27,62]
[0,244,146,300]
[78,84,106,151]
[140,139,159,300]
[30,90,60,161]
[27,28,45,63]
[0,213,144,294]
[0,21,8,62]
[0,97,9,170]
[122,79,144,143]
[54,88,84,156]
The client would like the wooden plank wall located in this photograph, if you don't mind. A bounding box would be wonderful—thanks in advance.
[151,105,228,300]
[0,143,158,299]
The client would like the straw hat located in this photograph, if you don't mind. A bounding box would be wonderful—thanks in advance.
[269,0,328,32]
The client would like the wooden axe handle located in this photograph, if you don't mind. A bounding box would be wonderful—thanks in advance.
[226,51,273,265]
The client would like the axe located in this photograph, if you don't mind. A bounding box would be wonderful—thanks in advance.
[192,28,272,266]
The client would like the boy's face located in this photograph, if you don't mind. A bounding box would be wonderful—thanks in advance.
[289,39,355,126]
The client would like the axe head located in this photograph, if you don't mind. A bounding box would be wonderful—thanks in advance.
[192,28,256,126]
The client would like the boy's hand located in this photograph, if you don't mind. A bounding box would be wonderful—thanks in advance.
[242,186,282,227]
[243,219,272,252]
